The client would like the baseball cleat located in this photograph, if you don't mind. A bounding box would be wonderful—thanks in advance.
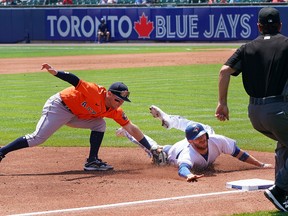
[84,158,114,171]
[149,105,171,129]
[264,185,288,212]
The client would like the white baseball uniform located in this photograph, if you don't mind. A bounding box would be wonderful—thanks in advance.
[176,134,237,169]
[119,113,219,167]
[160,114,215,166]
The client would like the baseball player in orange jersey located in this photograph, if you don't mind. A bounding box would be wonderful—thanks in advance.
[0,63,157,171]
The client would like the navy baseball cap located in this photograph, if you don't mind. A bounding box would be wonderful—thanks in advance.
[108,82,131,102]
[185,123,207,141]
[258,7,280,25]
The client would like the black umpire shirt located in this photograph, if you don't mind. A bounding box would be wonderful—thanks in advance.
[225,33,288,98]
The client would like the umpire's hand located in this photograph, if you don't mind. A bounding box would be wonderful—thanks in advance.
[215,104,229,121]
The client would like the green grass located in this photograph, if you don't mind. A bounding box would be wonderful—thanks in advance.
[0,63,274,152]
[232,211,287,215]
[0,44,238,58]
[0,44,278,216]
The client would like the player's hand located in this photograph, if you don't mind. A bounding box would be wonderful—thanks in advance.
[261,163,273,169]
[186,174,204,182]
[215,104,229,121]
[41,63,57,76]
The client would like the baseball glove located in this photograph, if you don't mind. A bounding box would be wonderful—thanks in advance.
[152,151,168,166]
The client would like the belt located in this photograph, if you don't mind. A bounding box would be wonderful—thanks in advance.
[61,100,73,113]
[249,95,288,105]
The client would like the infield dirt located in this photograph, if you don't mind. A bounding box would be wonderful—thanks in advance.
[0,49,277,216]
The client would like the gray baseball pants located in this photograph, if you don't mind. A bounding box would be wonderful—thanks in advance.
[25,93,106,147]
[248,101,288,191]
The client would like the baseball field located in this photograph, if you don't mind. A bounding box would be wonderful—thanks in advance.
[0,44,281,216]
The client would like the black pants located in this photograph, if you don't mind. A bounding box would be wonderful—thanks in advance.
[248,101,288,191]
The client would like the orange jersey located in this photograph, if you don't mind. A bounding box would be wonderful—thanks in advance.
[60,80,130,126]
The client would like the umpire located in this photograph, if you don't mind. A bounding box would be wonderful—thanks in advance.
[215,7,288,212]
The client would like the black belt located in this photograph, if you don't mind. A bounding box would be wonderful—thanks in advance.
[61,101,73,113]
[249,95,288,105]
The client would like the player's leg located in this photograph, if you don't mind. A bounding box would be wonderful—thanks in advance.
[106,31,110,42]
[149,105,187,130]
[149,105,214,134]
[0,93,74,161]
[66,117,113,171]
[97,31,102,43]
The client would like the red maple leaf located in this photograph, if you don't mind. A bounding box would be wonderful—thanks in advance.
[134,13,154,39]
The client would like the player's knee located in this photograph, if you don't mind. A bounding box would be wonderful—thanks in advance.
[25,134,49,147]
[89,119,106,131]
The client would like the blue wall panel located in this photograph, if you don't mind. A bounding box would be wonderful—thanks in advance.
[0,6,287,43]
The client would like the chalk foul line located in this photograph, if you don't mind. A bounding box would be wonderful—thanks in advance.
[10,190,245,216]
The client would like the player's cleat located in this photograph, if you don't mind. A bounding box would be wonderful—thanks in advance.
[115,127,128,138]
[264,185,288,212]
[84,158,114,171]
[149,105,172,129]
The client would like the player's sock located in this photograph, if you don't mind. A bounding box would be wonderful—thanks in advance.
[88,131,104,162]
[0,136,29,155]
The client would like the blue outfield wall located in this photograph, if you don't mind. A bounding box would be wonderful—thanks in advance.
[0,6,288,43]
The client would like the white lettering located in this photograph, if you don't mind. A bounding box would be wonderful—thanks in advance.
[81,16,94,37]
[108,16,118,37]
[166,16,175,38]
[155,16,166,38]
[71,16,81,37]
[227,14,240,38]
[204,15,214,38]
[47,16,57,37]
[189,15,199,38]
[240,14,251,38]
[46,13,253,41]
[214,15,229,38]
[175,15,187,38]
[118,16,132,38]
[204,14,252,39]
[57,16,70,37]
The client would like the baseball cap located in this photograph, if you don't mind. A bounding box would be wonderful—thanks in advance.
[185,123,207,141]
[108,82,131,102]
[258,7,280,25]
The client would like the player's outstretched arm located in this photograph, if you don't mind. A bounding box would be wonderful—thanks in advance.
[41,63,80,87]
[186,173,204,183]
[236,149,273,168]
[178,163,204,182]
[41,63,58,75]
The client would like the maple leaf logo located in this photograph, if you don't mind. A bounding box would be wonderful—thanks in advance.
[134,13,154,39]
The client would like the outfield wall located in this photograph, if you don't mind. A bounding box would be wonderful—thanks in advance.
[0,6,287,43]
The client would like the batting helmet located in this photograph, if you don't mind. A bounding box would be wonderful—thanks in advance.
[185,123,208,140]
[100,18,105,23]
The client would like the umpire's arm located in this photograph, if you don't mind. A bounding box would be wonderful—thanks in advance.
[215,65,236,121]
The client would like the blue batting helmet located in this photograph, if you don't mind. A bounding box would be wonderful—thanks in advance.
[185,123,208,140]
